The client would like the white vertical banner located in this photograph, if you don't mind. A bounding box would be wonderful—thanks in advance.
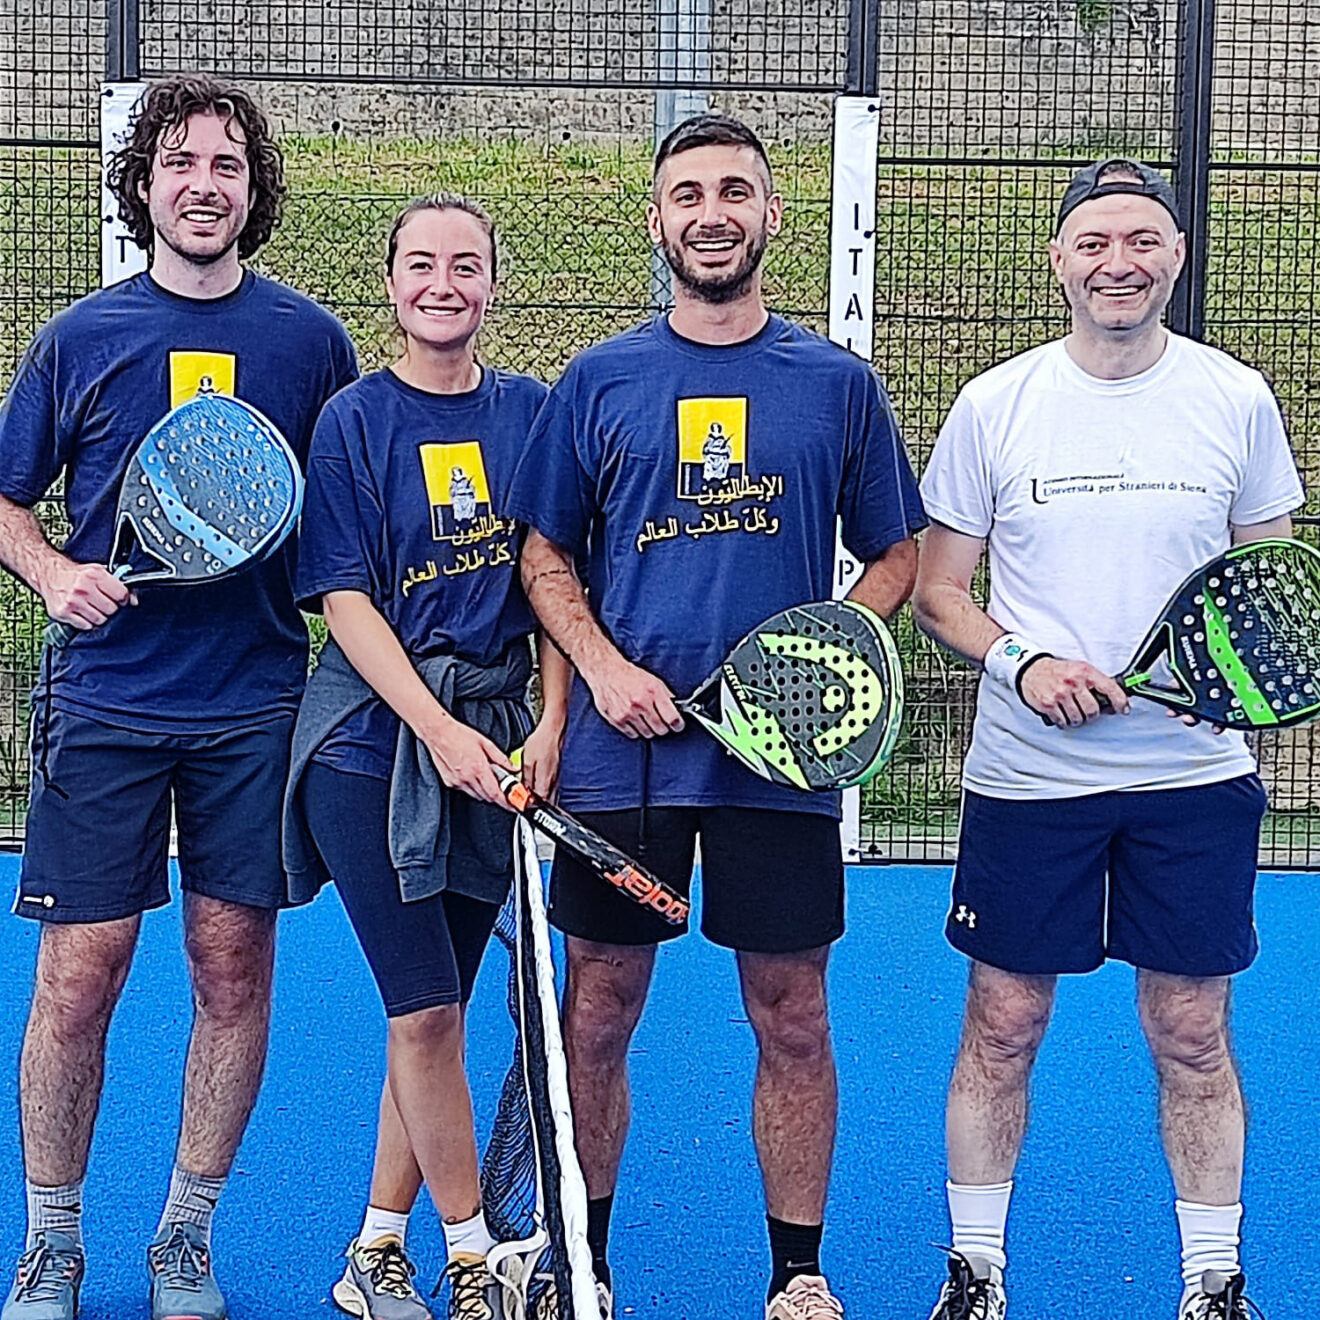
[827,94,881,863]
[101,82,149,287]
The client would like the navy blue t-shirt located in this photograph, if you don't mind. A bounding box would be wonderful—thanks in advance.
[297,366,547,778]
[0,271,358,732]
[504,314,927,817]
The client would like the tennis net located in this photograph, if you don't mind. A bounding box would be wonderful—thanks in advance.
[481,821,598,1320]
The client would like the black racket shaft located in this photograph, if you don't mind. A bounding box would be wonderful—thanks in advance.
[498,772,689,926]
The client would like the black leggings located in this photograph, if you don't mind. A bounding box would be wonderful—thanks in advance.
[301,761,501,1017]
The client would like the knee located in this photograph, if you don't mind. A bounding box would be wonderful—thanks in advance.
[33,948,131,1039]
[963,980,1053,1068]
[389,1002,464,1058]
[1140,984,1230,1076]
[564,957,649,1068]
[186,925,274,1028]
[744,979,830,1070]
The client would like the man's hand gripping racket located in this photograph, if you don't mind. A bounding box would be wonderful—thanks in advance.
[44,378,303,648]
[1016,539,1320,731]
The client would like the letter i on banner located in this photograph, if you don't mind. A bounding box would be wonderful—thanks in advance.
[828,94,881,862]
[101,83,149,287]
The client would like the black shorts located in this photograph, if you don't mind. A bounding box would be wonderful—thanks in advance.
[949,775,1267,977]
[549,806,843,954]
[18,707,294,923]
[301,762,501,1016]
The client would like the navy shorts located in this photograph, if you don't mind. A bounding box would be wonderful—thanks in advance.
[549,805,844,954]
[948,774,1268,977]
[301,762,501,1017]
[18,707,294,923]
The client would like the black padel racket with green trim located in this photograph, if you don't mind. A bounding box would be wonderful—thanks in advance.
[1114,538,1320,729]
[681,599,904,791]
[45,377,303,648]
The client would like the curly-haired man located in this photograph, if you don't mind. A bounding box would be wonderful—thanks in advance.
[0,75,356,1320]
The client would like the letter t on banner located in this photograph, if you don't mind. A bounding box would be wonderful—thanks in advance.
[828,94,881,862]
[101,83,149,287]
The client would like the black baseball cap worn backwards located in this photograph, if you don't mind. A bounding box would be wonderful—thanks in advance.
[1057,157,1180,233]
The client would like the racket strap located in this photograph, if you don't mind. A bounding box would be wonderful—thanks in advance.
[983,632,1054,704]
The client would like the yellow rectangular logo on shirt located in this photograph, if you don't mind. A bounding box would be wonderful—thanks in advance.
[168,351,236,408]
[419,441,493,540]
[676,396,747,499]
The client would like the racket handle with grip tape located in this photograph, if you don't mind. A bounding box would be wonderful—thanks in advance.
[43,566,132,651]
[497,770,689,926]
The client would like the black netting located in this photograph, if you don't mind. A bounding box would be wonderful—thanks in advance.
[139,0,852,92]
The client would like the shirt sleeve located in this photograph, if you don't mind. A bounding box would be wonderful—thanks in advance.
[918,388,995,538]
[504,381,598,557]
[1229,379,1305,526]
[295,405,382,612]
[0,331,69,507]
[838,367,927,562]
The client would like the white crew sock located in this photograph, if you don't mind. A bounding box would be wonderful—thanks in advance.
[442,1210,496,1261]
[1176,1200,1243,1290]
[360,1204,411,1247]
[26,1179,85,1250]
[157,1166,226,1246]
[947,1180,1013,1272]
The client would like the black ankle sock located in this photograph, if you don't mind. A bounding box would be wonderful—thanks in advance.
[587,1194,614,1288]
[767,1216,823,1300]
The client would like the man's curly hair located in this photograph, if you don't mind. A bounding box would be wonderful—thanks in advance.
[107,75,286,261]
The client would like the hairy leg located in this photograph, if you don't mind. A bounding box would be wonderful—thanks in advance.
[386,1003,479,1220]
[20,917,141,1184]
[737,946,835,1222]
[175,893,276,1176]
[946,961,1057,1184]
[562,938,656,1198]
[1137,971,1243,1204]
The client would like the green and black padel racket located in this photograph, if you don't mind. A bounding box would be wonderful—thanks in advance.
[1108,538,1320,729]
[681,599,904,791]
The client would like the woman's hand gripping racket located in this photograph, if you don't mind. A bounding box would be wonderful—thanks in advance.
[1102,537,1320,730]
[44,378,304,648]
[497,768,689,927]
[681,599,904,791]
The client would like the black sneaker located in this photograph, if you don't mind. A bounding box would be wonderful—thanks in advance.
[926,1251,1006,1320]
[1178,1270,1264,1319]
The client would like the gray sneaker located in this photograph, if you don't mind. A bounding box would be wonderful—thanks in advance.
[442,1254,503,1320]
[147,1222,226,1320]
[1,1232,85,1320]
[333,1236,431,1319]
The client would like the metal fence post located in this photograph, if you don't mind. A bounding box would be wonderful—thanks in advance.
[106,0,140,81]
[1170,0,1214,339]
[846,0,880,97]
[652,0,712,309]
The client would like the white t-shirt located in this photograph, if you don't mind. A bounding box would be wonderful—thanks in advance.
[920,333,1304,800]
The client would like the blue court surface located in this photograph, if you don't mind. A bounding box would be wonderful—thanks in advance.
[0,856,1316,1319]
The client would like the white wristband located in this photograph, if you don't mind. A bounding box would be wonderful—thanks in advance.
[983,633,1052,695]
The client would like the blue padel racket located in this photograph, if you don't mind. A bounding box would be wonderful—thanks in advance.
[1107,538,1320,729]
[45,378,303,648]
[681,599,904,791]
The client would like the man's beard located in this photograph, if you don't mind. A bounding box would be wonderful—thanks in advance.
[155,215,243,267]
[662,226,769,305]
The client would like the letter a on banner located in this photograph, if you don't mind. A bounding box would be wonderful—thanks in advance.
[101,83,149,287]
[827,94,882,861]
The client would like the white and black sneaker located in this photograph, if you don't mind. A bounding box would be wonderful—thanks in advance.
[1178,1270,1262,1319]
[926,1252,1006,1320]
